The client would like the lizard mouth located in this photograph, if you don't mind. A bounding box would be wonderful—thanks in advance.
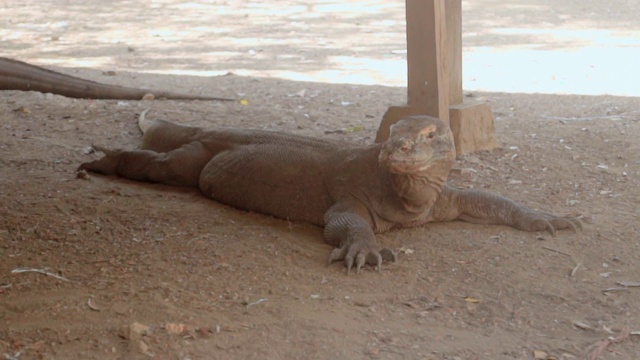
[378,140,455,174]
[379,150,451,174]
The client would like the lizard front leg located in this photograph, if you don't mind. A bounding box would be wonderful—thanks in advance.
[324,202,397,274]
[430,185,581,234]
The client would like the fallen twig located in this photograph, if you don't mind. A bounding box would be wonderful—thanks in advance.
[541,246,572,257]
[543,114,635,122]
[602,287,629,294]
[29,136,77,150]
[584,326,630,360]
[570,263,582,277]
[246,298,267,308]
[3,351,22,360]
[11,267,71,282]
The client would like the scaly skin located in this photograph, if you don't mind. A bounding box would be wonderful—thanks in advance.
[79,110,581,274]
[0,57,235,101]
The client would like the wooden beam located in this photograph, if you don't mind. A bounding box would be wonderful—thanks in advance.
[405,0,449,120]
[444,0,462,105]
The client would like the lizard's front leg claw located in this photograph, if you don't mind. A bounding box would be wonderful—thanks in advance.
[327,240,397,274]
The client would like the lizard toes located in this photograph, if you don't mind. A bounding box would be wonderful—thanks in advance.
[328,243,396,274]
[380,248,398,263]
[558,217,582,232]
[553,218,576,232]
[535,219,556,235]
[545,216,582,233]
[344,245,362,274]
[572,217,583,231]
[367,251,383,273]
[344,254,355,275]
[355,253,366,274]
[328,246,348,265]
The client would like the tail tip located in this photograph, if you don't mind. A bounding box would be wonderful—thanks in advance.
[138,108,153,133]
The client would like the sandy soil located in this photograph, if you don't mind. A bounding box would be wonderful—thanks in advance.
[1,1,640,359]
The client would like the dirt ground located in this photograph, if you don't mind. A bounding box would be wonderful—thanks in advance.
[2,1,640,359]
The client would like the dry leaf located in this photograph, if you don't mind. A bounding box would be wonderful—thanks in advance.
[533,349,548,359]
[464,296,481,303]
[165,323,188,335]
[398,246,414,255]
[13,106,30,114]
[87,297,100,311]
[344,125,364,133]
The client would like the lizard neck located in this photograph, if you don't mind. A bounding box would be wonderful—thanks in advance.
[390,159,453,213]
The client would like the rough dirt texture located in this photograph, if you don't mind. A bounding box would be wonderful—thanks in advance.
[1,1,640,359]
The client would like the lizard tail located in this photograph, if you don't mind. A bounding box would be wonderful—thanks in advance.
[138,108,153,134]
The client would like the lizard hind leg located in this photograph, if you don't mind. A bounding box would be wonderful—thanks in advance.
[138,109,204,153]
[80,141,214,188]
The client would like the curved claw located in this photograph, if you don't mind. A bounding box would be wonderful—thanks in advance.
[328,244,395,274]
[556,217,582,232]
[571,217,583,231]
[77,145,124,175]
[541,220,556,235]
[528,211,582,235]
[542,215,583,235]
[368,251,383,273]
[355,253,366,274]
[345,254,355,274]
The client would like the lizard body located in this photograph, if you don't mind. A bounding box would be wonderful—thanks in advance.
[80,111,580,273]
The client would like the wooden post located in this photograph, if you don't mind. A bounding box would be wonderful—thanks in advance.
[375,0,497,156]
[405,0,449,120]
[375,0,448,143]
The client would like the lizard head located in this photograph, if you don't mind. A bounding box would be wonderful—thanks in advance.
[379,115,455,175]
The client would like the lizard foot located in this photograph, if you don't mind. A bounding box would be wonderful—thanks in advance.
[522,212,583,235]
[77,145,121,175]
[327,241,397,274]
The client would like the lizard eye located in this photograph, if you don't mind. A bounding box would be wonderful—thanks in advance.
[427,131,436,139]
[399,145,410,153]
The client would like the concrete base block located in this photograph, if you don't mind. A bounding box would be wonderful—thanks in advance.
[449,101,498,156]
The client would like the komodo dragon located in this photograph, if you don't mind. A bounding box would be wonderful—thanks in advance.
[79,111,581,273]
[0,57,234,101]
